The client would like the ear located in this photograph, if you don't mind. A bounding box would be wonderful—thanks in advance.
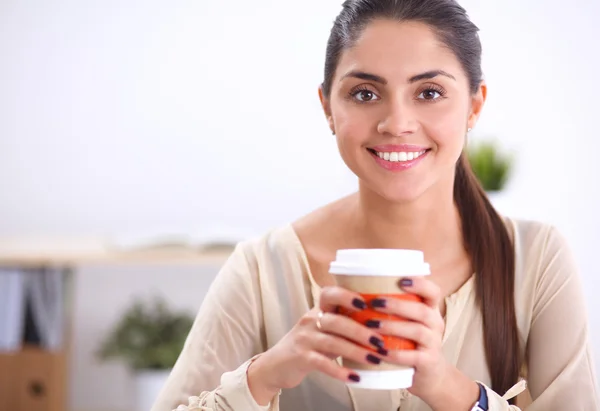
[467,81,487,130]
[318,84,335,134]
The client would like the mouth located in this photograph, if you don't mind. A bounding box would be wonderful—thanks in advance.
[366,148,431,163]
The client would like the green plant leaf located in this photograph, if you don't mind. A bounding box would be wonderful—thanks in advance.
[96,295,195,370]
[467,140,513,192]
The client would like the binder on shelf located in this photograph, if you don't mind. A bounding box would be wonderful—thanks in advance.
[0,268,69,411]
[0,269,26,353]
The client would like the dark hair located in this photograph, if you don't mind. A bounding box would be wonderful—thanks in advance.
[322,0,520,402]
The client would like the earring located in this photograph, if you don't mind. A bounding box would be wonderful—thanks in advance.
[468,127,472,132]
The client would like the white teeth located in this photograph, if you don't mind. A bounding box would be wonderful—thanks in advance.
[374,150,426,162]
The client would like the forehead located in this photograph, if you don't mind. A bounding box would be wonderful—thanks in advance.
[334,19,465,83]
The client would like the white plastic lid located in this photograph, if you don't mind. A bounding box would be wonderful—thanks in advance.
[347,368,414,390]
[329,249,430,277]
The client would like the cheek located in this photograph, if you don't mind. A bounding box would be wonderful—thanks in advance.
[334,104,376,137]
[420,102,467,152]
[332,104,378,158]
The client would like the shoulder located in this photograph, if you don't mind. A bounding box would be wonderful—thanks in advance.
[503,216,579,305]
[229,224,301,270]
[502,217,584,341]
[204,225,305,308]
[503,216,573,265]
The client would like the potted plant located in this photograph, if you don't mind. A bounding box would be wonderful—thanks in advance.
[466,138,514,213]
[467,138,513,188]
[97,296,195,411]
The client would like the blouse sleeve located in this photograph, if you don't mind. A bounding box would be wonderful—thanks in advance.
[483,226,599,410]
[150,242,281,411]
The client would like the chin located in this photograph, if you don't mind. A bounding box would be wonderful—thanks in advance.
[365,180,430,204]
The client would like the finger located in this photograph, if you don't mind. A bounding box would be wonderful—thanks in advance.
[316,311,389,354]
[372,299,444,333]
[386,348,424,369]
[311,331,387,368]
[319,286,368,313]
[378,319,438,349]
[397,276,442,308]
[303,351,362,384]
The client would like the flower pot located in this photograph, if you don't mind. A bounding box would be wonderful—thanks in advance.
[133,369,171,411]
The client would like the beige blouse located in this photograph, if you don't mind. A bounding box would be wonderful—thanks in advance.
[151,217,599,411]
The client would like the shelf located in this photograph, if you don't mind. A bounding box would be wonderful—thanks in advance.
[0,238,234,267]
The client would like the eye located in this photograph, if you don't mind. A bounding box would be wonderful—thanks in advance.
[350,87,380,103]
[417,87,445,101]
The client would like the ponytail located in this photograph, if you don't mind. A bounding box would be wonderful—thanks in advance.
[454,153,521,403]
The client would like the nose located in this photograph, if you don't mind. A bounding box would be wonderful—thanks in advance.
[376,98,418,137]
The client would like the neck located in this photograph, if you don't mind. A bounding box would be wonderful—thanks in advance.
[352,181,465,266]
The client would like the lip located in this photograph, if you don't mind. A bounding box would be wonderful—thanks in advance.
[370,144,430,152]
[368,148,429,172]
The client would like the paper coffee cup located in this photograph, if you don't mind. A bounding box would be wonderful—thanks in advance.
[329,249,430,390]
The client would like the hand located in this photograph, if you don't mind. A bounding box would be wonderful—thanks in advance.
[247,286,388,405]
[370,276,478,409]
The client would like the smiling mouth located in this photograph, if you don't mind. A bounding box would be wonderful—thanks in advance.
[366,148,431,162]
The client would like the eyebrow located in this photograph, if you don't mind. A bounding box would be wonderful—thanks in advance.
[409,70,456,82]
[340,69,456,84]
[341,71,388,84]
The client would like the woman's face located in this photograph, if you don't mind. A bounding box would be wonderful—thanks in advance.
[320,19,486,203]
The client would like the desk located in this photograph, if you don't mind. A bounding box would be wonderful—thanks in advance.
[0,238,233,411]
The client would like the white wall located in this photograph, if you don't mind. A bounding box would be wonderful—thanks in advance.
[1,0,599,410]
[69,262,222,411]
[0,0,353,240]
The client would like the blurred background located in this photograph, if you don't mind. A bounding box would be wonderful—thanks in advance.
[0,0,599,410]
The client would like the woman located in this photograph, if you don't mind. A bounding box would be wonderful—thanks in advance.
[153,0,599,410]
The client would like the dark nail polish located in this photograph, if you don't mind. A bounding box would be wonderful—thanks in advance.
[365,319,380,329]
[371,298,387,308]
[349,373,361,382]
[369,336,384,349]
[352,298,367,310]
[399,278,413,287]
[366,354,381,365]
[377,347,388,356]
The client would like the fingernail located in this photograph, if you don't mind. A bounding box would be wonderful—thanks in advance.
[371,298,387,308]
[349,373,361,382]
[377,347,388,356]
[352,298,367,310]
[365,319,380,329]
[399,278,413,287]
[369,336,384,349]
[366,354,381,364]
